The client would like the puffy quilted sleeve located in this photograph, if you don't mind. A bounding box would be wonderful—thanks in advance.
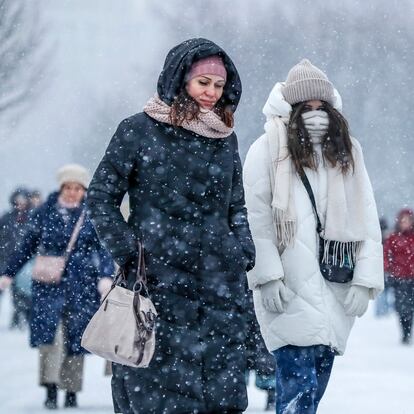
[87,118,139,267]
[243,134,284,290]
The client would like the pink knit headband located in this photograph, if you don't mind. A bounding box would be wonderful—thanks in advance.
[186,56,227,82]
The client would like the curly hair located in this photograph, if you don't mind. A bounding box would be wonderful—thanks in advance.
[286,101,354,175]
[170,89,234,128]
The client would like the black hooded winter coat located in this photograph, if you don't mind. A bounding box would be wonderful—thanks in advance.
[87,38,255,414]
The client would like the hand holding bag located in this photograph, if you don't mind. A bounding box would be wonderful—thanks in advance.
[299,171,355,283]
[32,211,85,284]
[81,242,157,368]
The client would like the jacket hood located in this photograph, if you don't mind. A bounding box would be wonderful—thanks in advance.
[157,38,242,112]
[396,208,414,233]
[262,82,343,121]
[397,208,414,220]
[9,187,30,207]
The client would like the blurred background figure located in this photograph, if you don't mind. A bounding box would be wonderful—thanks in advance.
[0,187,32,329]
[384,209,414,345]
[29,189,44,209]
[0,164,114,410]
[375,217,394,317]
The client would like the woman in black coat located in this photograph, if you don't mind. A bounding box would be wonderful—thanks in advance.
[87,38,255,414]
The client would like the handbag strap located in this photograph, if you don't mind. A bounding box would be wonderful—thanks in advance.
[64,211,86,259]
[133,241,148,294]
[298,169,323,234]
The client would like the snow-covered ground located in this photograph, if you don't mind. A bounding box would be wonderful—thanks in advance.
[1,290,413,413]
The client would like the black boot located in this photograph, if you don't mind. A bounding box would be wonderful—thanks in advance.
[64,391,77,408]
[44,384,58,409]
[265,389,276,411]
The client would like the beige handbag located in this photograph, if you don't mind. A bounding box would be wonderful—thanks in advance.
[81,242,157,368]
[32,212,85,284]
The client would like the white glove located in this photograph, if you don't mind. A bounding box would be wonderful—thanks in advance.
[0,275,12,291]
[260,279,289,313]
[344,285,370,317]
[97,277,113,299]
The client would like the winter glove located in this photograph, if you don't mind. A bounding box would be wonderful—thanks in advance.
[344,285,370,317]
[259,279,289,313]
[97,277,114,299]
[0,275,12,291]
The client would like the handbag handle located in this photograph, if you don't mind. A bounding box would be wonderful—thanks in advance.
[298,169,323,234]
[133,241,148,293]
[114,241,148,294]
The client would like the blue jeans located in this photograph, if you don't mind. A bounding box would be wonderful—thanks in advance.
[273,345,335,414]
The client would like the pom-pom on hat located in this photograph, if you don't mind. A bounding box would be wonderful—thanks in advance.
[282,59,334,105]
[57,164,90,189]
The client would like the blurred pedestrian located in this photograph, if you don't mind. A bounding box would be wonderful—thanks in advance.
[29,189,43,209]
[87,38,255,414]
[375,217,394,316]
[243,59,384,414]
[0,187,31,328]
[384,208,414,344]
[0,164,114,409]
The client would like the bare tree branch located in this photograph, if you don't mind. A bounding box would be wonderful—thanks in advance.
[0,0,52,122]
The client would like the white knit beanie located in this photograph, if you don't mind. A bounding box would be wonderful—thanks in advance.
[282,59,335,105]
[57,164,90,189]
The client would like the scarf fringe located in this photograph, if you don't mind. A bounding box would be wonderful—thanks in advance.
[266,117,375,255]
[321,240,362,268]
[273,208,296,248]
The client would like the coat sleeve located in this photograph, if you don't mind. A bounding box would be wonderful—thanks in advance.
[243,134,285,290]
[87,119,139,267]
[382,235,394,274]
[95,242,116,280]
[0,214,10,273]
[3,208,43,278]
[228,135,256,272]
[351,139,384,298]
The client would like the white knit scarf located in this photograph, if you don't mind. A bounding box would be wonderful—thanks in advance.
[266,116,378,255]
[143,94,233,139]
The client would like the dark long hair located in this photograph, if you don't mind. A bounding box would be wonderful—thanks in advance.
[287,101,354,174]
[170,89,234,128]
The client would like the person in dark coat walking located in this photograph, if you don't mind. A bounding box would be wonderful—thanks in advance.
[0,164,115,409]
[384,208,414,344]
[0,187,32,328]
[87,38,255,414]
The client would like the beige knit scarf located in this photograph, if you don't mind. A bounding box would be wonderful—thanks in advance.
[266,116,378,256]
[143,94,233,139]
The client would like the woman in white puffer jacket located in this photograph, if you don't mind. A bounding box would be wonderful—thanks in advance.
[243,59,383,414]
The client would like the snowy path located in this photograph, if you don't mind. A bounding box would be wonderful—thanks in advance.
[1,291,413,413]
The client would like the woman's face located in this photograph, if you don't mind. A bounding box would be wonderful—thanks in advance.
[186,75,226,110]
[399,214,414,232]
[60,182,85,205]
[303,100,324,111]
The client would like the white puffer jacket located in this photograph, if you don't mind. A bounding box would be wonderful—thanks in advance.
[243,83,384,355]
